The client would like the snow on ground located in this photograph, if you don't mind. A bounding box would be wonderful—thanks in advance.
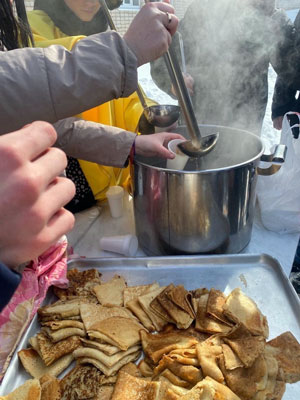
[138,9,299,153]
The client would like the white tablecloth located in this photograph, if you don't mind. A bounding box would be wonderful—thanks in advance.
[67,194,300,277]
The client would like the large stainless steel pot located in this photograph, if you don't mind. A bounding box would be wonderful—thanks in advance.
[133,125,286,255]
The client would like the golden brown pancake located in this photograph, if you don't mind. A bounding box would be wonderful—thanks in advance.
[111,371,160,400]
[195,294,231,334]
[140,330,198,364]
[18,348,73,379]
[223,288,269,338]
[206,288,233,326]
[53,268,101,300]
[93,275,126,306]
[36,332,80,366]
[266,331,300,383]
[0,379,41,400]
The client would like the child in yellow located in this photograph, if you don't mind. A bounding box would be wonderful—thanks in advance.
[28,0,156,211]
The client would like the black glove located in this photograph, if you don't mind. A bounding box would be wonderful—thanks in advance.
[105,0,123,10]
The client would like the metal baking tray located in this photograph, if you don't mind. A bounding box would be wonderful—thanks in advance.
[1,253,300,398]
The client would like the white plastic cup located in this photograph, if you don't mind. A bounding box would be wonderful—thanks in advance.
[106,186,124,218]
[99,234,138,257]
[166,139,189,170]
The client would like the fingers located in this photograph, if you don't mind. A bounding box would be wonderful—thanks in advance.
[33,147,68,190]
[154,3,178,35]
[39,177,76,221]
[5,121,57,162]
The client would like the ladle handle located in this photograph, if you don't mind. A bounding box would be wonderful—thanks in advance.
[99,0,149,110]
[164,46,202,143]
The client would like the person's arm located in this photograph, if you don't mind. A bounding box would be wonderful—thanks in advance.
[0,263,22,312]
[0,31,137,135]
[270,9,300,88]
[53,117,185,165]
[0,2,179,134]
[271,75,298,125]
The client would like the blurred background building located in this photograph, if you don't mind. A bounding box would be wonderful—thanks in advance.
[24,0,300,35]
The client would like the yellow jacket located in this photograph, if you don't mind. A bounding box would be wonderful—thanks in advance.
[28,10,154,202]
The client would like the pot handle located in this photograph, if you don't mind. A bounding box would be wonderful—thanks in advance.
[257,144,287,176]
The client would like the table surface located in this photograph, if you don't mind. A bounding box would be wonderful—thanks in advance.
[67,193,300,278]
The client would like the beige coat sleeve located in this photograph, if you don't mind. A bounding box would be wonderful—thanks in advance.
[53,118,136,167]
[0,31,137,134]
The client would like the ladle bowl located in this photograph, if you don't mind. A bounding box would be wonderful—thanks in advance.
[178,133,219,157]
[143,104,181,128]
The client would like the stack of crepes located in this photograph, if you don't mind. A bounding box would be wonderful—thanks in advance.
[5,268,299,400]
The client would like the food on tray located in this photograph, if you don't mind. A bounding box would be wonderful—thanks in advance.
[17,349,73,379]
[34,333,81,366]
[4,268,298,400]
[53,268,101,301]
[223,288,269,338]
[39,374,61,400]
[0,378,41,400]
[266,331,300,383]
[93,275,127,306]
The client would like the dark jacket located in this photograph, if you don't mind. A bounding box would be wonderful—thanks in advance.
[272,10,300,120]
[0,263,21,311]
[151,0,295,135]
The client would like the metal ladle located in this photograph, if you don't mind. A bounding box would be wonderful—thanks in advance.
[99,0,180,128]
[164,44,219,157]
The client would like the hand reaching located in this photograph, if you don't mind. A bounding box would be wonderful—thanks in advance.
[135,131,185,159]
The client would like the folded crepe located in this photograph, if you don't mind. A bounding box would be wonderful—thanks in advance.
[206,289,233,326]
[73,345,140,368]
[223,324,265,368]
[181,376,241,400]
[111,371,160,400]
[42,326,85,343]
[223,288,269,338]
[196,341,224,383]
[156,285,194,330]
[119,362,142,378]
[93,275,126,306]
[77,350,141,376]
[138,286,169,331]
[60,364,103,400]
[80,338,121,356]
[126,297,156,332]
[138,359,154,377]
[38,298,91,320]
[166,285,195,319]
[36,332,81,366]
[153,355,202,387]
[53,268,101,300]
[124,283,160,306]
[221,344,243,370]
[150,290,175,324]
[195,294,232,334]
[40,320,84,330]
[219,352,268,400]
[266,331,300,383]
[39,374,61,400]
[87,316,145,351]
[18,348,73,379]
[140,330,199,364]
[251,349,279,400]
[80,303,136,332]
[0,379,41,400]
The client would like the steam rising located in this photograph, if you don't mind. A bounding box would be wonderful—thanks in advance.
[151,0,291,135]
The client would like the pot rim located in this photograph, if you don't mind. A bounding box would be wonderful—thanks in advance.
[135,124,265,173]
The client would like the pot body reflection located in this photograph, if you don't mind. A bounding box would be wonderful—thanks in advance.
[133,125,263,255]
